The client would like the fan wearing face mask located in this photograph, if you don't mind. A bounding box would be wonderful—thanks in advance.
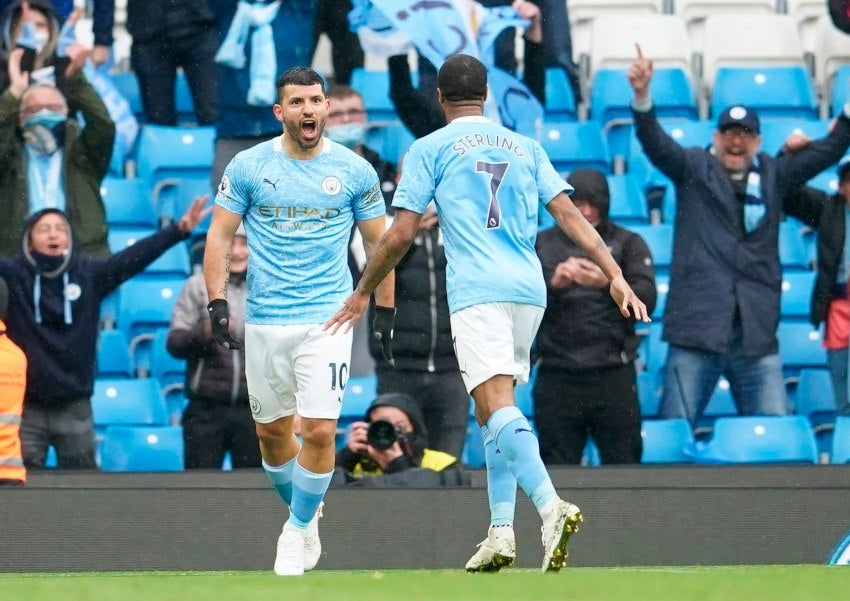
[325,85,397,206]
[0,30,114,257]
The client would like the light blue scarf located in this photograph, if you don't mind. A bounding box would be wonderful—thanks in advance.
[743,156,765,233]
[215,0,281,106]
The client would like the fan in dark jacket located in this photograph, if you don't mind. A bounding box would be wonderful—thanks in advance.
[166,224,261,469]
[535,168,657,464]
[628,46,850,427]
[782,159,850,418]
[0,198,208,469]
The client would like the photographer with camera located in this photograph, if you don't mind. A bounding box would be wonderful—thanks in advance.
[333,392,468,487]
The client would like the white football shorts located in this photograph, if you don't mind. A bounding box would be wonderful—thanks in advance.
[450,302,544,393]
[244,323,353,423]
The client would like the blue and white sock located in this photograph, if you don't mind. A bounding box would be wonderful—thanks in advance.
[482,424,516,527]
[288,462,333,529]
[488,406,557,514]
[263,456,297,506]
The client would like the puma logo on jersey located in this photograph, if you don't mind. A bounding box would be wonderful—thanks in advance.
[263,177,280,190]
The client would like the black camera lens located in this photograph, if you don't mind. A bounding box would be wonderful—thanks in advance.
[367,419,398,450]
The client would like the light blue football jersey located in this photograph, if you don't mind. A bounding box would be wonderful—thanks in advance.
[392,116,571,313]
[215,137,385,324]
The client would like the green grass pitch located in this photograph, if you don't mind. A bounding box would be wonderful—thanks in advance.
[2,566,845,601]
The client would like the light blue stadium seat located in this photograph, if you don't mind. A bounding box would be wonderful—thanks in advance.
[364,122,415,166]
[514,365,537,418]
[794,368,838,431]
[340,375,378,420]
[100,425,184,471]
[652,273,668,321]
[150,328,187,422]
[592,67,697,160]
[777,321,827,377]
[695,378,739,436]
[109,72,143,117]
[582,437,601,467]
[759,118,830,156]
[350,68,397,122]
[637,369,661,418]
[710,66,818,120]
[544,67,577,122]
[116,276,186,371]
[96,329,133,379]
[175,69,196,124]
[640,418,695,463]
[607,173,648,224]
[831,65,850,119]
[694,415,818,464]
[100,177,157,229]
[627,224,673,274]
[779,219,813,271]
[135,125,215,186]
[780,270,816,321]
[151,177,214,227]
[832,416,850,464]
[540,121,610,175]
[462,414,485,468]
[92,377,169,428]
[806,169,840,195]
[107,229,191,277]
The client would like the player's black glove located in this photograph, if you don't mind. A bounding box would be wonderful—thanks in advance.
[372,306,396,368]
[206,299,242,350]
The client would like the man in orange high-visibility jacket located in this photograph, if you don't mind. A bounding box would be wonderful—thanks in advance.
[0,277,26,485]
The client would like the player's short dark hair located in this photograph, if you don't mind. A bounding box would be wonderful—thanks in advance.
[276,67,326,99]
[437,54,487,102]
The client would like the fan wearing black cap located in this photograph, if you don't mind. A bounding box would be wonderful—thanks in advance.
[333,392,466,487]
[781,156,850,418]
[534,168,657,464]
[628,44,850,428]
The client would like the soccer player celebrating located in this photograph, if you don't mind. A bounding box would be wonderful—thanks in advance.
[204,67,395,577]
[326,54,650,573]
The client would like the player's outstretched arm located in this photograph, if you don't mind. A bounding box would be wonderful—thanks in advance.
[546,192,651,322]
[325,209,421,334]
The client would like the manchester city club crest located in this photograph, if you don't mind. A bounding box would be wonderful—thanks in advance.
[249,395,261,415]
[322,176,342,195]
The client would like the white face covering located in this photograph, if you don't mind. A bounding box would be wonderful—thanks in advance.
[32,29,50,53]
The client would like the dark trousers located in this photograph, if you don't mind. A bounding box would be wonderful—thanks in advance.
[313,0,364,85]
[131,27,220,126]
[182,402,262,469]
[20,399,97,470]
[376,367,469,459]
[533,363,642,465]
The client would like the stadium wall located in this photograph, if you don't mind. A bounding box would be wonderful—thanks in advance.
[2,466,849,572]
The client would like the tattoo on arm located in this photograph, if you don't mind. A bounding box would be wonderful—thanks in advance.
[218,251,232,299]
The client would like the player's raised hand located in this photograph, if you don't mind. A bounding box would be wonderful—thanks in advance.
[628,43,653,100]
[324,292,370,334]
[609,275,651,323]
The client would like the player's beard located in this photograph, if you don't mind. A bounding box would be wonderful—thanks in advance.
[284,117,323,152]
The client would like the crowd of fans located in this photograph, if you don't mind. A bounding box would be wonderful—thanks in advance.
[0,0,847,484]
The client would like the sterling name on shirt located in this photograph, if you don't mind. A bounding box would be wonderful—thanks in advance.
[451,133,526,157]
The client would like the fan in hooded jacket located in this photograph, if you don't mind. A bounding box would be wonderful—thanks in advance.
[0,198,208,469]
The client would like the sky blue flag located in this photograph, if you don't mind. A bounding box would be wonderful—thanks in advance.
[353,0,544,138]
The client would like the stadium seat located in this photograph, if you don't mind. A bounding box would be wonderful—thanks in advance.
[637,369,661,417]
[794,368,838,433]
[830,65,850,119]
[151,177,214,227]
[709,66,818,120]
[627,224,673,274]
[695,415,818,463]
[832,416,850,464]
[341,375,378,420]
[759,118,830,156]
[675,0,779,51]
[107,229,191,277]
[135,125,216,186]
[582,437,601,466]
[640,418,695,463]
[780,271,816,321]
[462,412,485,468]
[109,72,143,117]
[95,329,133,379]
[699,15,807,89]
[92,377,169,428]
[514,365,537,418]
[652,273,668,322]
[100,177,157,228]
[544,67,578,122]
[540,121,610,175]
[100,425,184,471]
[812,16,850,114]
[116,276,186,366]
[695,377,738,435]
[350,68,397,123]
[149,328,187,423]
[175,69,196,124]
[568,1,663,62]
[777,321,827,377]
[364,122,415,166]
[779,219,813,271]
[607,174,649,225]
